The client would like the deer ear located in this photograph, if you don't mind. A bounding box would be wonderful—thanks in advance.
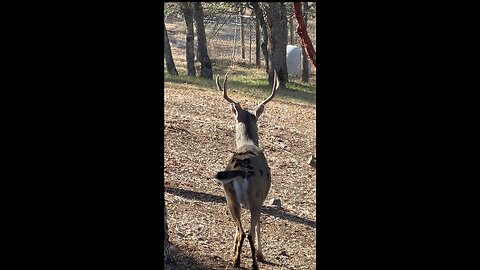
[254,104,265,118]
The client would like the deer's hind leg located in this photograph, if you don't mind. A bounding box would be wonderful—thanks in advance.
[248,207,261,270]
[255,219,265,262]
[228,201,245,268]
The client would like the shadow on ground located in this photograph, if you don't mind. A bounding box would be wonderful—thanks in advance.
[167,242,278,270]
[262,205,316,228]
[165,186,226,204]
[165,186,316,229]
[166,244,231,270]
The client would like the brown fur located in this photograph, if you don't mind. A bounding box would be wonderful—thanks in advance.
[219,145,271,270]
[215,72,279,269]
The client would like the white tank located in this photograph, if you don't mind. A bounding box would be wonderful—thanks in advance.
[286,45,302,75]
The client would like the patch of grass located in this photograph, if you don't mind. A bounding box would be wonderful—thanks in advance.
[164,71,217,90]
[164,68,316,106]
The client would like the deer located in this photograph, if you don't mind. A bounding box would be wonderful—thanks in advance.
[214,72,280,270]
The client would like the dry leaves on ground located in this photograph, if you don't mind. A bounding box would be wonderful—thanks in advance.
[165,82,316,270]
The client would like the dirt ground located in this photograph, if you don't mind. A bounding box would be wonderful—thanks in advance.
[164,80,317,269]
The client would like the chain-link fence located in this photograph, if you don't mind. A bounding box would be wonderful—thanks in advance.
[165,14,316,73]
[207,15,258,63]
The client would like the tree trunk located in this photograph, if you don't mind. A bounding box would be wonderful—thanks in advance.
[255,19,260,68]
[180,3,196,77]
[301,2,310,83]
[251,2,269,73]
[164,23,178,76]
[249,20,252,64]
[232,16,237,58]
[193,2,213,80]
[289,19,294,45]
[240,13,245,59]
[266,2,288,87]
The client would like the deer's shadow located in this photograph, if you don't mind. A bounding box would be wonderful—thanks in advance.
[165,186,316,229]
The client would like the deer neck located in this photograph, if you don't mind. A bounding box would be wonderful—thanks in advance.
[235,122,259,149]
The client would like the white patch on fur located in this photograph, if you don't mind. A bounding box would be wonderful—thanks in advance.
[233,177,249,209]
[236,123,256,148]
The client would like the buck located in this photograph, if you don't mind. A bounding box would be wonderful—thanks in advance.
[214,72,279,270]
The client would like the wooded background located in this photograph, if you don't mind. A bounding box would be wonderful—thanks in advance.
[164,2,316,85]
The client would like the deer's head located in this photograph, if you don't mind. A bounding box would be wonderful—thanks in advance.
[216,72,280,149]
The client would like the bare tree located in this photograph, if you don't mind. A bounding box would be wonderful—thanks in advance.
[250,2,269,73]
[286,2,295,45]
[301,2,310,82]
[265,2,288,87]
[193,2,213,79]
[255,19,261,68]
[164,23,178,76]
[290,18,295,45]
[179,3,196,77]
[240,7,245,59]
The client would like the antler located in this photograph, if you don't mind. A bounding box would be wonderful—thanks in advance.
[257,71,280,107]
[216,73,237,104]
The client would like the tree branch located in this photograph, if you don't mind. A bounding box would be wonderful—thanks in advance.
[293,2,316,68]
